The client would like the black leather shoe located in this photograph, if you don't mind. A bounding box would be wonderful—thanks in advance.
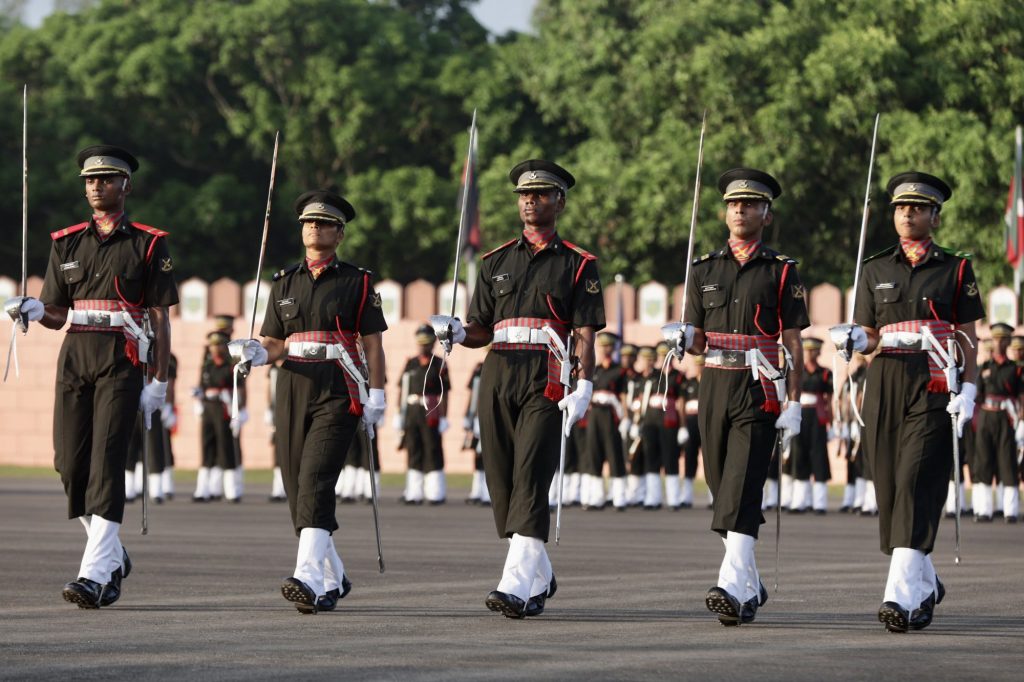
[935,577,945,606]
[758,581,768,607]
[705,587,742,626]
[1006,516,1018,524]
[317,587,341,611]
[63,578,103,609]
[740,597,758,624]
[268,495,286,503]
[99,568,123,607]
[839,505,851,513]
[909,594,935,630]
[121,547,132,580]
[878,601,909,633]
[427,499,446,506]
[974,515,992,523]
[485,590,526,619]
[524,593,546,617]
[281,577,318,614]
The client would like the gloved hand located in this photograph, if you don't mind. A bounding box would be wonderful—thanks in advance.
[1016,421,1024,448]
[4,296,44,332]
[946,383,976,438]
[391,413,404,433]
[139,379,168,429]
[829,323,868,362]
[427,315,466,353]
[619,419,632,441]
[775,400,802,448]
[661,321,695,356]
[160,402,177,430]
[227,338,268,368]
[230,407,249,436]
[362,388,386,426]
[557,379,593,436]
[629,423,640,440]
[677,426,689,446]
[850,420,861,444]
[438,416,449,434]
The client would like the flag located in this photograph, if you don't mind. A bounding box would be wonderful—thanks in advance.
[1006,126,1024,294]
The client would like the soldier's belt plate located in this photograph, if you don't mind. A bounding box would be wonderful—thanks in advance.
[87,311,112,327]
[705,349,751,368]
[302,345,327,360]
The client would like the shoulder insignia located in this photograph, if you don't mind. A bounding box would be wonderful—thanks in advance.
[939,246,972,260]
[864,244,899,263]
[50,222,89,240]
[272,263,302,281]
[693,252,716,264]
[339,260,371,274]
[561,240,598,261]
[130,222,169,238]
[774,253,798,264]
[482,238,517,259]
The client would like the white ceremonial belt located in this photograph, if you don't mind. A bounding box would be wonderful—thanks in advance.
[287,341,345,361]
[685,399,699,415]
[800,392,821,407]
[591,391,618,406]
[879,332,926,351]
[69,309,127,328]
[705,349,752,368]
[406,394,423,405]
[491,326,550,345]
[648,395,667,409]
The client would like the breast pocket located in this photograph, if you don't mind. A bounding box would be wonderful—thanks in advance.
[701,287,728,310]
[60,261,85,285]
[874,283,901,304]
[117,265,145,304]
[278,299,302,334]
[752,289,780,336]
[544,279,572,321]
[492,273,516,298]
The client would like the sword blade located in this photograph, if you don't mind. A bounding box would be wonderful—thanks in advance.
[847,113,881,324]
[363,425,385,572]
[21,84,28,296]
[950,415,962,565]
[449,110,478,319]
[679,110,707,323]
[246,130,280,340]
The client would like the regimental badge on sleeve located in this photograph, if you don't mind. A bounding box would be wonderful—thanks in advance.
[372,292,382,308]
[585,279,600,295]
[791,284,805,300]
[160,257,173,273]
[965,281,979,297]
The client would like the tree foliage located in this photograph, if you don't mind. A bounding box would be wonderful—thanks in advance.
[0,0,1022,295]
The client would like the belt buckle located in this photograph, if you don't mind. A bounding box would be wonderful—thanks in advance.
[507,327,530,344]
[723,350,741,366]
[302,344,327,360]
[86,311,110,327]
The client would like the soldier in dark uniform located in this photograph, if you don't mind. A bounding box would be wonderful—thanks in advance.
[230,190,387,614]
[583,332,628,510]
[670,168,809,625]
[831,171,984,632]
[4,145,179,608]
[464,359,492,505]
[619,343,645,504]
[337,427,379,503]
[787,336,833,514]
[837,355,866,513]
[267,360,287,502]
[158,353,179,501]
[193,331,242,502]
[431,160,605,618]
[395,324,449,505]
[680,354,704,509]
[631,345,680,509]
[973,323,1023,523]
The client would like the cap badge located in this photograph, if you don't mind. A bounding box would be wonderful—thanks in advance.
[908,184,917,191]
[529,171,538,179]
[315,203,326,210]
[738,180,748,188]
[94,158,104,166]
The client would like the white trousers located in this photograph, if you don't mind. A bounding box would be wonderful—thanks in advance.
[424,470,446,502]
[404,469,424,502]
[883,548,939,611]
[717,532,759,604]
[496,533,551,602]
[293,527,331,598]
[78,515,124,585]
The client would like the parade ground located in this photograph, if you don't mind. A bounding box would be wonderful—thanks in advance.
[1,472,1022,681]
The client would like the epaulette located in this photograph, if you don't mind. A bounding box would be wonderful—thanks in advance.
[130,222,169,238]
[692,251,718,265]
[561,240,597,260]
[50,222,89,240]
[940,246,972,260]
[863,244,899,263]
[272,263,301,281]
[773,253,798,264]
[482,238,517,259]
[339,260,371,275]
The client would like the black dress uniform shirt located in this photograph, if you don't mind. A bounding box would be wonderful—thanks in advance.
[468,234,605,331]
[684,244,809,335]
[41,216,179,309]
[592,362,625,394]
[403,356,449,396]
[853,244,984,329]
[261,259,387,339]
[201,357,234,393]
[978,358,1024,400]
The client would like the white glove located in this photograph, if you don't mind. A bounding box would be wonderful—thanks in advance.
[227,338,268,367]
[619,419,632,441]
[427,315,466,353]
[391,413,404,433]
[629,423,640,440]
[438,416,449,434]
[192,398,204,417]
[829,324,868,362]
[1016,421,1024,448]
[850,421,861,444]
[661,321,695,355]
[4,296,44,332]
[946,383,976,438]
[139,379,168,429]
[473,416,480,439]
[677,426,689,445]
[362,388,386,426]
[557,379,593,436]
[264,408,275,426]
[230,407,249,436]
[775,400,802,448]
[160,403,177,430]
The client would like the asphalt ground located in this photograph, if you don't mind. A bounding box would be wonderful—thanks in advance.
[1,474,1022,681]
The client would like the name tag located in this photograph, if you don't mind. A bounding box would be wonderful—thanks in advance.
[278,298,295,306]
[60,261,80,271]
[701,284,719,292]
[493,273,510,283]
[874,282,895,289]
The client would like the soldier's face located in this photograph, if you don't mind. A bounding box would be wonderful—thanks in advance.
[302,220,344,250]
[725,200,771,239]
[518,189,564,226]
[637,355,653,372]
[84,175,130,212]
[893,204,939,239]
[995,337,1010,356]
[806,348,820,363]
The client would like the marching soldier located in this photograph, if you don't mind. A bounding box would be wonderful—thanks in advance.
[830,171,983,632]
[267,360,287,502]
[395,324,449,505]
[787,336,832,514]
[159,353,179,501]
[972,322,1023,523]
[582,332,629,510]
[230,190,386,614]
[837,354,866,513]
[631,344,682,509]
[464,359,492,505]
[193,331,244,502]
[680,354,704,509]
[430,159,604,618]
[618,343,644,504]
[4,145,179,607]
[670,168,809,625]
